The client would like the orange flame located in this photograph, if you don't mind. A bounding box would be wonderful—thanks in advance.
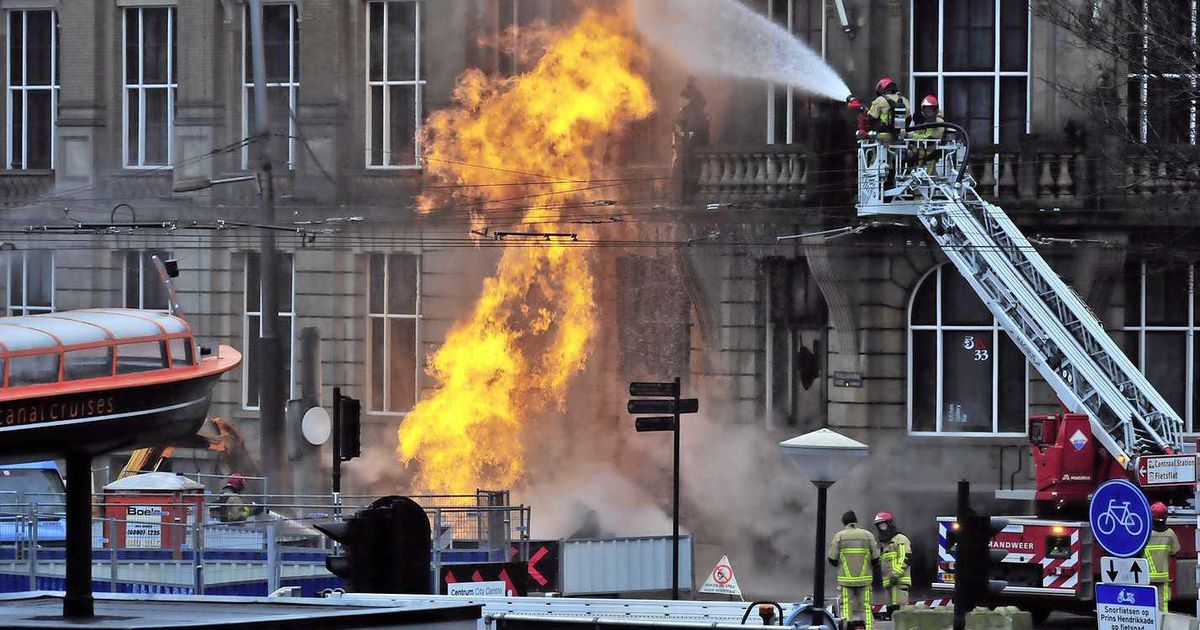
[397,8,655,494]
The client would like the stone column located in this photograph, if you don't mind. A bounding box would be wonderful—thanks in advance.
[293,0,344,202]
[55,0,106,193]
[173,1,221,199]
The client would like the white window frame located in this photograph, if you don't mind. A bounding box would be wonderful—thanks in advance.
[908,264,1030,436]
[367,253,421,415]
[908,0,1032,146]
[122,250,171,312]
[241,2,299,169]
[5,8,57,170]
[364,0,424,169]
[1122,262,1196,432]
[6,250,53,316]
[764,0,826,145]
[1127,0,1198,143]
[121,6,176,168]
[242,252,297,410]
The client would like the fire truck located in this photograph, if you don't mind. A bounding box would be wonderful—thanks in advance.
[854,123,1197,619]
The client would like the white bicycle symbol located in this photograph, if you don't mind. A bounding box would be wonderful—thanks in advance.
[1095,499,1144,538]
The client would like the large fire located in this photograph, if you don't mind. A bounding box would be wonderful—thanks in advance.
[396,8,655,494]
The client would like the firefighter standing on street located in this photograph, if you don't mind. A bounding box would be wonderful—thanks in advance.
[828,511,881,630]
[1145,502,1180,613]
[874,511,912,615]
[216,473,253,523]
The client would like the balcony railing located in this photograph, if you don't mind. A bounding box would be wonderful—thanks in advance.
[689,145,812,206]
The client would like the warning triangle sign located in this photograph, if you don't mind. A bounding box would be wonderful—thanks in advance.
[700,555,742,597]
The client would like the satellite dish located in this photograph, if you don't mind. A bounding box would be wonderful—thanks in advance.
[301,407,332,446]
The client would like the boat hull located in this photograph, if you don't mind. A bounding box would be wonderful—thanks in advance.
[0,372,225,460]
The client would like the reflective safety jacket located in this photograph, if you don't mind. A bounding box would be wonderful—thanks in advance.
[880,532,913,586]
[827,524,880,587]
[867,94,911,136]
[1144,528,1181,584]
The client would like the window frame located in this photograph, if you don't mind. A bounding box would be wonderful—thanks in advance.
[6,250,53,316]
[364,0,425,169]
[1126,0,1198,144]
[241,2,299,170]
[764,0,825,145]
[241,252,297,410]
[5,8,58,170]
[121,6,177,169]
[909,0,1032,146]
[366,253,422,415]
[908,264,1031,436]
[1122,261,1196,431]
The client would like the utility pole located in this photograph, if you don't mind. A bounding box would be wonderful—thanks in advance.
[248,0,283,498]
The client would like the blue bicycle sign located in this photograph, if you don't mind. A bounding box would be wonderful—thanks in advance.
[1089,479,1151,558]
[1095,499,1145,538]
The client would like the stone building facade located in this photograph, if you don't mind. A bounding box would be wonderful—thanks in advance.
[0,0,1195,591]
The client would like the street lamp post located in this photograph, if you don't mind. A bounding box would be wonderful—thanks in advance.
[780,428,869,629]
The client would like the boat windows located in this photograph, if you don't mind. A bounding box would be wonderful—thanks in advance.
[64,347,114,381]
[116,341,167,375]
[8,353,60,387]
[169,337,194,367]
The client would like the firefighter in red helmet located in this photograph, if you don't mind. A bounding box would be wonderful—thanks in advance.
[874,511,912,615]
[865,77,911,143]
[911,95,945,140]
[217,472,252,523]
[1145,502,1180,613]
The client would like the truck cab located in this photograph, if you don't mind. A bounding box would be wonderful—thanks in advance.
[0,461,67,544]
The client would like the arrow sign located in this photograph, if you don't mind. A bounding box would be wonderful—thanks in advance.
[1100,556,1150,586]
[629,381,680,397]
[627,398,699,415]
[1136,454,1196,487]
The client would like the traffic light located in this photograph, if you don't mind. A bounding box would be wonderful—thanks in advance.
[955,511,1010,614]
[339,394,361,461]
[315,495,432,593]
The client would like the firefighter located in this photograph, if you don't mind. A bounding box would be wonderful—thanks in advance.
[874,511,912,615]
[216,472,252,523]
[910,95,946,173]
[1145,502,1181,613]
[828,511,881,630]
[865,77,911,143]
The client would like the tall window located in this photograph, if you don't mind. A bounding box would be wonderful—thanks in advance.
[6,10,57,170]
[6,251,53,316]
[366,1,424,168]
[123,7,176,168]
[368,253,420,413]
[1122,262,1197,430]
[243,252,296,409]
[909,264,1028,435]
[123,250,170,311]
[1126,0,1197,143]
[756,0,824,144]
[911,0,1029,146]
[243,3,299,169]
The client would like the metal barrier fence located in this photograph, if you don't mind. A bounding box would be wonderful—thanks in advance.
[0,493,531,596]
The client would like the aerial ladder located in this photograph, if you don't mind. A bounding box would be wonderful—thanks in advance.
[856,128,1184,500]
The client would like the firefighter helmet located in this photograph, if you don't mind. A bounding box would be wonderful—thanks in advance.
[921,95,939,109]
[874,511,894,525]
[225,472,246,492]
[1151,502,1169,520]
[875,76,897,95]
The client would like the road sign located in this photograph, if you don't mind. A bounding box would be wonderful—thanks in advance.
[1100,556,1151,586]
[1090,479,1152,558]
[635,416,677,432]
[1137,454,1196,487]
[699,555,742,597]
[627,398,699,415]
[1095,583,1158,630]
[629,381,680,397]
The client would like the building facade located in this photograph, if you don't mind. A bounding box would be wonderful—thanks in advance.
[0,0,1194,592]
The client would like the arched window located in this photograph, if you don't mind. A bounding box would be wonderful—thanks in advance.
[909,264,1028,435]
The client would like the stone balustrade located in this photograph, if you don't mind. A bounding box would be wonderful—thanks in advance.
[690,145,810,206]
[0,170,54,204]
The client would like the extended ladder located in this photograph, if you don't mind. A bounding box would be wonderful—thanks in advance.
[857,140,1183,466]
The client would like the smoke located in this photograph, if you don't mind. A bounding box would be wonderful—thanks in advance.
[630,0,851,101]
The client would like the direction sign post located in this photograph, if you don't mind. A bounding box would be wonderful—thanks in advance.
[627,377,699,601]
[1089,479,1152,558]
[1095,583,1158,630]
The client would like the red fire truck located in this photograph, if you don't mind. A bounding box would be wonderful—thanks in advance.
[853,132,1197,619]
